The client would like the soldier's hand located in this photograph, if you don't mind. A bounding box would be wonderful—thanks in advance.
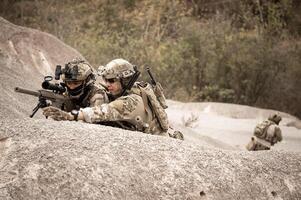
[42,106,74,121]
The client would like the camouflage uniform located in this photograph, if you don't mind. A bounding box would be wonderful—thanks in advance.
[80,59,169,136]
[63,84,108,112]
[44,58,183,139]
[246,114,283,151]
[59,59,108,112]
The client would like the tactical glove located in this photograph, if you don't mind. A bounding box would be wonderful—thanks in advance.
[42,106,74,121]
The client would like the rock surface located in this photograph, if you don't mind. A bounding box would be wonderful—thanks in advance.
[1,119,301,200]
[0,17,83,120]
[1,17,301,199]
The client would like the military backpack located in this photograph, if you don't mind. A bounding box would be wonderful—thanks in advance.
[254,120,274,140]
[136,81,169,132]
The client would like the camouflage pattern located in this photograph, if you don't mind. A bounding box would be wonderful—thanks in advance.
[246,137,271,151]
[64,84,108,111]
[43,85,109,121]
[254,120,274,139]
[61,84,108,112]
[136,82,169,132]
[246,118,282,151]
[168,128,184,140]
[45,58,178,139]
[58,59,109,112]
[42,58,109,119]
[81,87,169,136]
[100,58,135,79]
[43,106,74,121]
[62,59,94,82]
[86,59,170,136]
[153,82,168,109]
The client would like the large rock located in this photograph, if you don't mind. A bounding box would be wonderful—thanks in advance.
[0,118,301,199]
[0,17,83,119]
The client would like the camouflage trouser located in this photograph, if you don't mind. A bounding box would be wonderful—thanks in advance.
[246,137,271,151]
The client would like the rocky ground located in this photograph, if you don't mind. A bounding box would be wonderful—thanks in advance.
[1,17,301,199]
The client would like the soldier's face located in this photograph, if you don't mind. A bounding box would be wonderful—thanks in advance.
[66,80,83,89]
[105,78,122,95]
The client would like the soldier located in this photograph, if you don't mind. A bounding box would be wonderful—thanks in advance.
[246,113,283,151]
[45,58,108,112]
[43,58,183,139]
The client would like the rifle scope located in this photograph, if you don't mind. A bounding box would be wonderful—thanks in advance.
[42,76,66,93]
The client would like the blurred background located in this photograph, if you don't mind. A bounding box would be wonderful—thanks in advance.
[1,0,300,118]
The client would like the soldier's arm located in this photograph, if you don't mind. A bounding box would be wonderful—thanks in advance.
[78,95,139,123]
[89,92,108,107]
[89,86,109,107]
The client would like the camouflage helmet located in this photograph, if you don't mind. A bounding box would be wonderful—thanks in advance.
[268,113,282,124]
[61,59,94,82]
[58,58,95,98]
[101,58,135,80]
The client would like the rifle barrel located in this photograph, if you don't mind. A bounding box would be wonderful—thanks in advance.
[15,87,67,101]
[15,87,40,97]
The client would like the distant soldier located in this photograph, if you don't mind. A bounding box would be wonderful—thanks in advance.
[44,59,108,112]
[246,113,283,151]
[43,58,183,140]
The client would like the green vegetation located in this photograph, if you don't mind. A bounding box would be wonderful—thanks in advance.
[1,0,301,118]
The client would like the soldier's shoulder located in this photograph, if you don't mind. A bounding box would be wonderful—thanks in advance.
[119,93,141,100]
[117,94,142,108]
[87,84,108,101]
[110,94,142,114]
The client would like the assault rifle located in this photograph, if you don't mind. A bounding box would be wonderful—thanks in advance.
[15,76,71,118]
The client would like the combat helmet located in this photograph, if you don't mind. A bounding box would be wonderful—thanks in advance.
[56,58,95,97]
[101,58,135,80]
[101,58,136,88]
[268,113,282,125]
[61,59,94,82]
